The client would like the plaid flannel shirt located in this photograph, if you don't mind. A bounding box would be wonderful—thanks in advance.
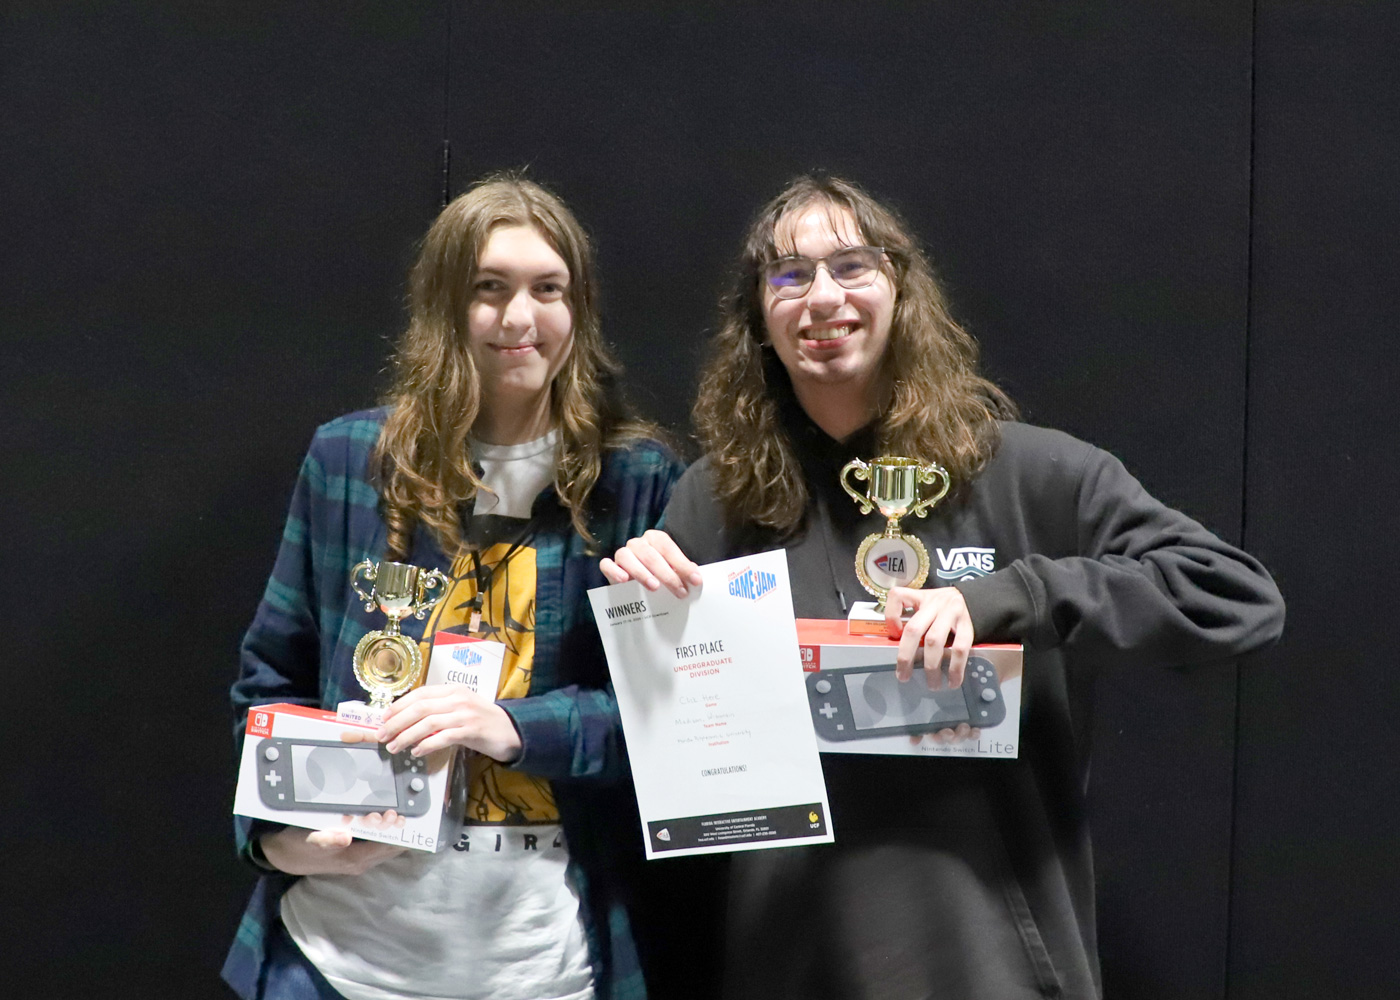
[222,409,682,1000]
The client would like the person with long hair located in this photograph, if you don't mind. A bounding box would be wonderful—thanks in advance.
[602,175,1284,999]
[225,175,679,1000]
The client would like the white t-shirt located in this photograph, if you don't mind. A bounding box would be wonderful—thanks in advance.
[283,429,594,1000]
[470,431,558,520]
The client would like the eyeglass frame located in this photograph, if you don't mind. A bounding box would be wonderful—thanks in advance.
[760,245,891,299]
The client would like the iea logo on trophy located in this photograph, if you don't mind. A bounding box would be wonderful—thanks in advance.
[840,456,951,626]
[344,559,449,720]
[873,552,906,575]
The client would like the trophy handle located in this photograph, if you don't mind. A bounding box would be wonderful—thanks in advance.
[840,458,874,515]
[350,559,378,610]
[412,568,450,620]
[908,463,952,518]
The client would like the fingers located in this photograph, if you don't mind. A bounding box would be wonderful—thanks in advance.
[603,546,657,590]
[384,709,453,756]
[920,605,956,690]
[623,534,687,596]
[931,724,977,745]
[377,703,413,747]
[378,687,414,729]
[397,725,463,757]
[921,599,973,689]
[935,586,973,688]
[884,586,915,639]
[611,543,668,593]
[378,687,520,760]
[600,531,700,598]
[306,827,353,849]
[945,612,973,689]
[358,809,405,830]
[335,839,408,876]
[910,724,981,747]
[894,591,939,680]
[379,685,464,748]
[888,587,976,687]
[413,706,521,761]
[644,531,703,587]
[890,589,919,679]
[263,819,407,875]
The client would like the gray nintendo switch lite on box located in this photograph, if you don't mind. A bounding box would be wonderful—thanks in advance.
[806,655,1006,741]
[796,619,1023,758]
[255,736,432,817]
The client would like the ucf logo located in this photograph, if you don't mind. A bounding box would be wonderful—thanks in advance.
[935,546,996,581]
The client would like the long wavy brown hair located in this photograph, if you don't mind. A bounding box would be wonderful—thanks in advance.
[694,175,1018,533]
[375,174,653,558]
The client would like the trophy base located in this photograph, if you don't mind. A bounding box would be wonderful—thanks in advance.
[336,700,388,727]
[352,630,425,708]
[847,601,892,636]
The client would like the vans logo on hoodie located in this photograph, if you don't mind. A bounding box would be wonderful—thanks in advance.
[936,546,996,581]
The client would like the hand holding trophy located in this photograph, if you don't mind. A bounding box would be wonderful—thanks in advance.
[338,560,449,724]
[840,456,951,634]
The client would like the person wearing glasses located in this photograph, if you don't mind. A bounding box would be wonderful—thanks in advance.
[601,175,1284,999]
[225,175,680,1000]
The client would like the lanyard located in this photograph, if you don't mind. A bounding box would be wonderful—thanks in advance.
[464,513,539,634]
[812,489,849,614]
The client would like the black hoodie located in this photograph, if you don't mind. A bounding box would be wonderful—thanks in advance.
[655,400,1284,1000]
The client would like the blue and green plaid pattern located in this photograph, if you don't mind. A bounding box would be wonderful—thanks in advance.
[223,409,681,1000]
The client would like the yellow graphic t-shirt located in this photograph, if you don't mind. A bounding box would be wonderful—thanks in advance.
[420,531,558,826]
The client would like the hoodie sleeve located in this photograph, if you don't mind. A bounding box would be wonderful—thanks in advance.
[954,442,1285,668]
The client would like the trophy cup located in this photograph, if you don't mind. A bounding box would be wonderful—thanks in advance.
[338,560,449,723]
[839,456,951,634]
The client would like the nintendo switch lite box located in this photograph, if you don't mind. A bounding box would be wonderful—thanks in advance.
[796,618,1023,759]
[232,630,505,852]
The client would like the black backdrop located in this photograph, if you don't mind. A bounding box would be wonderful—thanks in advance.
[4,2,1396,997]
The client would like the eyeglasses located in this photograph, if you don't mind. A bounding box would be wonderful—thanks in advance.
[762,246,887,299]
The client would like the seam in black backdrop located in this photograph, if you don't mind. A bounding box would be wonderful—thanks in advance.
[1224,0,1261,990]
[1231,2,1400,997]
[4,2,1397,997]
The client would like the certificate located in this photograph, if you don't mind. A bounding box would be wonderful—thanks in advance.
[589,549,833,859]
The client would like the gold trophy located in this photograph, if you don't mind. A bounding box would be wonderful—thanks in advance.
[840,456,951,634]
[340,560,449,722]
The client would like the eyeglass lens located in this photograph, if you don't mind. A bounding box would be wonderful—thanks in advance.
[765,247,883,297]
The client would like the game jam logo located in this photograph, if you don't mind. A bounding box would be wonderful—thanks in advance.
[451,645,483,666]
[874,552,907,575]
[727,565,778,601]
[936,546,996,581]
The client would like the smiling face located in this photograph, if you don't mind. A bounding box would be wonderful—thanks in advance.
[466,224,575,434]
[761,203,896,421]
